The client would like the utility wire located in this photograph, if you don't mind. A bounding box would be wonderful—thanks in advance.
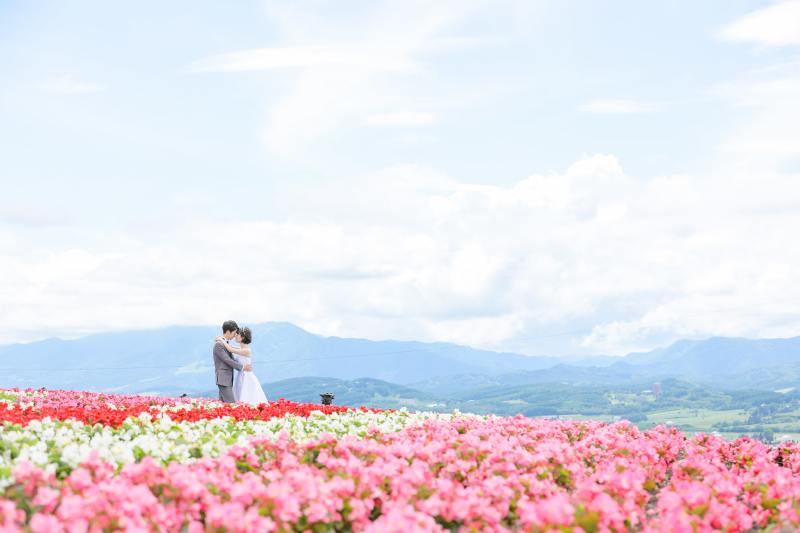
[0,348,435,372]
[4,317,796,373]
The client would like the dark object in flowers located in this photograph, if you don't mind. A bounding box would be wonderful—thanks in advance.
[320,392,335,405]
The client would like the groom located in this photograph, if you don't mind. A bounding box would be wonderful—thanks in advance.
[213,320,251,403]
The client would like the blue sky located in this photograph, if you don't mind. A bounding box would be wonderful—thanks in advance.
[1,1,799,355]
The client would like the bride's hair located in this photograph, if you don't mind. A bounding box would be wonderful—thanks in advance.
[238,327,252,344]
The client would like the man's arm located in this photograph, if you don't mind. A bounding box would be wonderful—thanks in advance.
[214,342,244,371]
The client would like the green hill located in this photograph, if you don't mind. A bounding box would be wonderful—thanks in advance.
[200,377,444,411]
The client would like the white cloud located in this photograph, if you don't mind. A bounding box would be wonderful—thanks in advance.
[192,0,488,155]
[0,206,70,228]
[3,153,799,355]
[397,133,439,145]
[718,0,800,47]
[713,62,800,173]
[364,112,436,126]
[39,75,104,95]
[580,99,660,114]
[5,1,800,355]
[189,45,414,73]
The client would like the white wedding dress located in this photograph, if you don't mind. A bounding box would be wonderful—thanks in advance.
[233,353,268,405]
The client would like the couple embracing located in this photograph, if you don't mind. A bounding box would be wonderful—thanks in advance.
[212,320,268,404]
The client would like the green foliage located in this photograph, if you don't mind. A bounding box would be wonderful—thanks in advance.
[199,375,800,440]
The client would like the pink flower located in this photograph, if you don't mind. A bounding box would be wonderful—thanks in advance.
[4,388,800,531]
[29,514,64,533]
[31,488,61,513]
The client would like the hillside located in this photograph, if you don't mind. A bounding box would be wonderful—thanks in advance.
[0,322,573,394]
[201,376,443,411]
[1,324,799,396]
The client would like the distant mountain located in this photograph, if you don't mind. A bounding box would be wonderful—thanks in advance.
[1,323,798,396]
[412,336,800,395]
[410,364,644,395]
[0,322,578,394]
[617,336,800,388]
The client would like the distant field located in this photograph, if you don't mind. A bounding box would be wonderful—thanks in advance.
[644,407,749,430]
[558,409,749,430]
[558,414,617,423]
[557,408,800,442]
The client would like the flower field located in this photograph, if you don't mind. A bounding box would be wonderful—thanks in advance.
[1,390,800,532]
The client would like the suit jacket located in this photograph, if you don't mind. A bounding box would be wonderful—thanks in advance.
[213,340,244,387]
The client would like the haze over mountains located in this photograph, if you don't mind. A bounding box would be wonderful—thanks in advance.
[1,322,799,402]
[0,322,569,395]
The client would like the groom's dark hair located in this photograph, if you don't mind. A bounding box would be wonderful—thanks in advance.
[222,320,239,334]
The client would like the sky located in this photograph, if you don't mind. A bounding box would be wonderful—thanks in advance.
[0,0,799,356]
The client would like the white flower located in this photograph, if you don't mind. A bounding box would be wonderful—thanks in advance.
[0,407,478,477]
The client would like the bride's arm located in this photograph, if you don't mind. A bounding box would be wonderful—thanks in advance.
[229,346,251,356]
[214,337,251,356]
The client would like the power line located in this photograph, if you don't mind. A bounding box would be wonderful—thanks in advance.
[269,348,432,366]
[0,348,435,372]
[10,317,793,374]
[1,366,184,372]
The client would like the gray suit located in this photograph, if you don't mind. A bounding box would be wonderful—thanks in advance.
[213,340,243,403]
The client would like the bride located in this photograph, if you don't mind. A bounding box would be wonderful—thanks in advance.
[216,327,268,405]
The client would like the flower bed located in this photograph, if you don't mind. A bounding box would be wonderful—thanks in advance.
[1,389,800,532]
[0,389,377,427]
[0,411,465,483]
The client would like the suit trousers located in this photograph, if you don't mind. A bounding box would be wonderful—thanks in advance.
[218,384,236,403]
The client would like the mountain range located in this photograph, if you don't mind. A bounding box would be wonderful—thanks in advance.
[1,322,799,399]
